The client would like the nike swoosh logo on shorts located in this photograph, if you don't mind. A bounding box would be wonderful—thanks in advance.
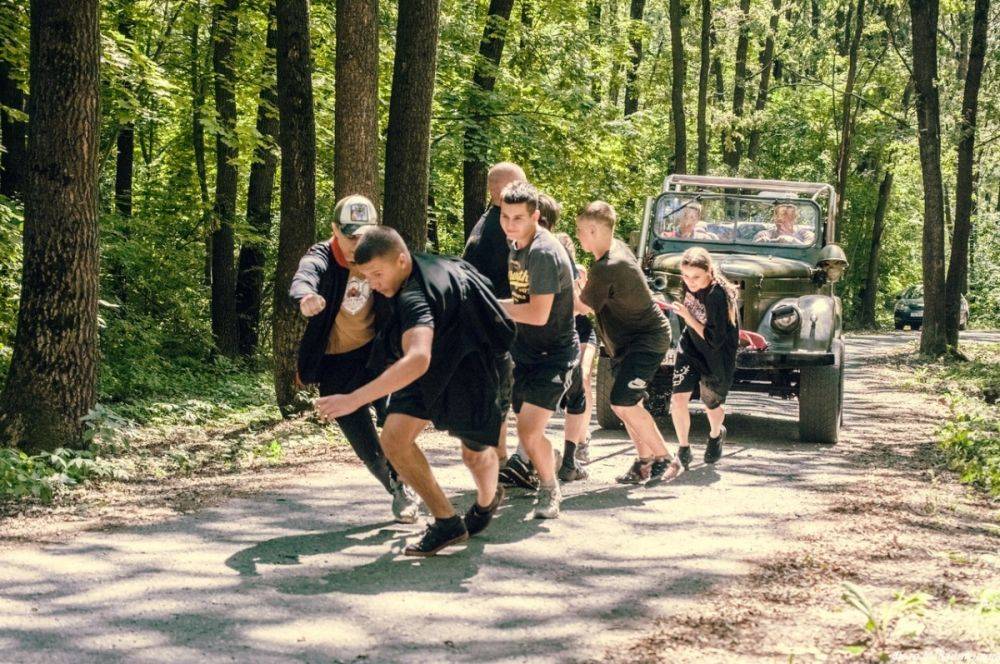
[627,378,648,389]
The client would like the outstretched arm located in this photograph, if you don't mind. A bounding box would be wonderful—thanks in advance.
[500,294,554,326]
[315,326,433,419]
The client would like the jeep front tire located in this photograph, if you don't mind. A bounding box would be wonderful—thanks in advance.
[596,355,624,429]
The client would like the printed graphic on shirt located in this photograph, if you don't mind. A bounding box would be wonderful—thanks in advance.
[342,275,372,315]
[509,256,531,305]
[684,291,708,325]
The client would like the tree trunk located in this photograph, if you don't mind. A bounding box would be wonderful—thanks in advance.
[0,57,27,200]
[711,26,723,105]
[335,0,380,205]
[722,0,750,171]
[235,3,278,359]
[189,2,212,285]
[0,0,100,452]
[668,0,686,173]
[211,0,240,357]
[858,170,893,328]
[623,0,646,116]
[833,0,865,243]
[273,0,316,414]
[746,0,781,164]
[382,0,440,250]
[909,0,947,357]
[588,0,603,102]
[115,10,134,218]
[696,0,710,174]
[462,0,515,240]
[945,0,988,347]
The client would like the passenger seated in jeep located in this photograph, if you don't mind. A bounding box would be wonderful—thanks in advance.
[753,203,815,245]
[662,202,718,240]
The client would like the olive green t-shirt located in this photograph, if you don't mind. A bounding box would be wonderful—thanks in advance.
[579,239,669,357]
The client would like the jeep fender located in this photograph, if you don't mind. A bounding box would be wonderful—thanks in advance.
[757,294,842,353]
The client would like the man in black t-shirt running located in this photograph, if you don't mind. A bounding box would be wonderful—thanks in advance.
[316,227,514,557]
[498,181,579,519]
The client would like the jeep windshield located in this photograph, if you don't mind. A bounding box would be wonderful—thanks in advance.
[648,192,821,255]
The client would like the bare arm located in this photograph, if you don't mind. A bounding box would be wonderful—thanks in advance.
[500,293,554,326]
[314,326,434,419]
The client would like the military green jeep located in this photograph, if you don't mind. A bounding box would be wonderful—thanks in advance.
[595,175,848,444]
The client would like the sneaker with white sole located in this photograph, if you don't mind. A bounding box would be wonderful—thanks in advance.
[533,484,562,519]
[390,479,419,524]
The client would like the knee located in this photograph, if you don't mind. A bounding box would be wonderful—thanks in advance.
[462,445,494,468]
[379,431,410,458]
[670,392,690,408]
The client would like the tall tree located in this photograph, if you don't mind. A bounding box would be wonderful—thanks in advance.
[210,0,240,357]
[909,0,947,357]
[273,0,316,414]
[722,0,750,171]
[608,0,623,105]
[462,0,516,239]
[745,0,781,164]
[668,0,687,172]
[189,2,212,285]
[382,0,440,249]
[0,56,27,200]
[696,0,711,174]
[0,0,100,451]
[335,0,379,204]
[833,0,865,242]
[235,3,279,359]
[623,0,646,116]
[858,169,893,327]
[115,7,135,218]
[945,0,989,346]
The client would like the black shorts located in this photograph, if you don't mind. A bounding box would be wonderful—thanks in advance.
[609,350,665,407]
[559,362,587,415]
[386,384,498,452]
[497,352,514,418]
[575,315,598,348]
[671,352,728,409]
[512,360,576,413]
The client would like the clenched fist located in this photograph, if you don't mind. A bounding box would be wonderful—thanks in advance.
[299,293,327,317]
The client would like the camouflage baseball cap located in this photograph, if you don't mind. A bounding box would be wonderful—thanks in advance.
[333,194,378,236]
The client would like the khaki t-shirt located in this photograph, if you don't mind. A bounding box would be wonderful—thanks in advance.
[326,269,376,355]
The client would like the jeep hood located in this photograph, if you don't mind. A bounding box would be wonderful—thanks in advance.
[651,253,815,280]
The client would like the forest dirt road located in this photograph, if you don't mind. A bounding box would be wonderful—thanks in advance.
[1,332,997,663]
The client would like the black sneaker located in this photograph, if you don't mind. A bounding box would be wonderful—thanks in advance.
[404,517,469,557]
[705,426,726,464]
[464,485,505,537]
[499,453,538,490]
[558,458,589,482]
[616,458,652,484]
[678,445,693,470]
[649,455,681,482]
[575,438,591,465]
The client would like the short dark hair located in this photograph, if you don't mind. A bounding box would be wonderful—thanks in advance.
[578,200,617,229]
[354,226,408,265]
[500,180,538,214]
[537,193,561,230]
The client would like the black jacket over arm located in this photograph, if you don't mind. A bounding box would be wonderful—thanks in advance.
[288,241,391,384]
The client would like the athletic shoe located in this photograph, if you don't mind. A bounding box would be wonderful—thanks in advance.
[616,458,652,484]
[464,485,505,537]
[499,452,538,490]
[390,479,419,524]
[558,458,589,482]
[649,455,682,482]
[404,518,469,557]
[705,426,726,464]
[533,484,562,519]
[677,445,693,471]
[575,438,591,465]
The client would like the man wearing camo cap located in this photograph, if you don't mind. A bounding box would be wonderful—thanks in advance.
[289,194,420,523]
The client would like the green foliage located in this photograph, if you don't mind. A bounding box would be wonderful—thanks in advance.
[841,582,933,657]
[0,447,115,503]
[0,197,23,377]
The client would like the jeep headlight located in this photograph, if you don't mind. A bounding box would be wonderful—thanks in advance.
[770,304,801,334]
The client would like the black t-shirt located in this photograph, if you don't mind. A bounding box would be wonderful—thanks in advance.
[580,239,669,357]
[679,282,739,386]
[388,275,435,361]
[508,228,578,365]
[462,205,510,299]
